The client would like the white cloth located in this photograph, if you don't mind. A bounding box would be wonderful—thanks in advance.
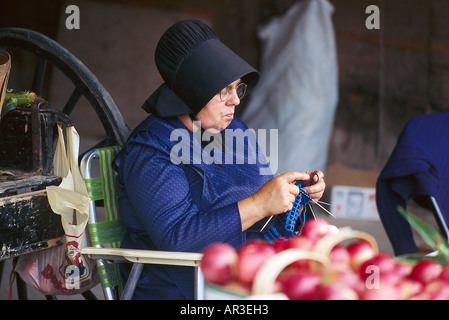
[242,0,338,174]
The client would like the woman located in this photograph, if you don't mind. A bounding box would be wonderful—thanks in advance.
[113,20,325,299]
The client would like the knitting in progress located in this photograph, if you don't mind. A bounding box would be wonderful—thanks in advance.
[262,181,312,243]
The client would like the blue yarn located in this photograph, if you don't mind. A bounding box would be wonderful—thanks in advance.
[263,181,312,243]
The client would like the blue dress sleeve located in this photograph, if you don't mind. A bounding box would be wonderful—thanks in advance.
[118,132,244,252]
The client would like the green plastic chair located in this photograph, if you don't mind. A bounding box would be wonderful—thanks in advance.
[80,146,204,300]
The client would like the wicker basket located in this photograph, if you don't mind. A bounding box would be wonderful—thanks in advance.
[0,50,11,120]
[205,228,379,299]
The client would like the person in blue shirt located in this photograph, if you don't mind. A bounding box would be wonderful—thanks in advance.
[113,19,326,299]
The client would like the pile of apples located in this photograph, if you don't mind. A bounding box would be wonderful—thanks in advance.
[201,218,449,300]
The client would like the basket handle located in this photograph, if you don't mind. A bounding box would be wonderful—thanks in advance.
[312,228,379,257]
[251,249,330,295]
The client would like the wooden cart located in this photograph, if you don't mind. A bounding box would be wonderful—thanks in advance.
[0,28,131,299]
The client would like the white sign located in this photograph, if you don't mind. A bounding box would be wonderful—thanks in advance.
[331,185,379,220]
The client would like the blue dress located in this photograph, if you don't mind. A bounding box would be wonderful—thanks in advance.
[113,114,275,299]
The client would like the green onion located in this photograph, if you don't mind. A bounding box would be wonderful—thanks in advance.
[1,90,36,117]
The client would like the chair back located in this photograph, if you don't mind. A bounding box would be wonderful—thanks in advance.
[80,146,124,300]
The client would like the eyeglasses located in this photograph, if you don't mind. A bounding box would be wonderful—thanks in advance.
[219,82,247,102]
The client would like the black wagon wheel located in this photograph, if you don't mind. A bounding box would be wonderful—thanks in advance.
[0,27,130,153]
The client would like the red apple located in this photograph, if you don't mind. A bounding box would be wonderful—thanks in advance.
[285,236,315,269]
[397,278,423,300]
[359,281,401,300]
[369,260,411,286]
[359,252,395,282]
[410,259,442,284]
[425,279,449,300]
[329,245,351,266]
[315,283,359,300]
[347,240,376,272]
[439,263,449,282]
[393,260,412,278]
[201,242,237,285]
[378,269,404,286]
[235,240,276,285]
[286,235,314,251]
[282,270,321,300]
[300,218,332,244]
[273,238,290,252]
[320,264,363,292]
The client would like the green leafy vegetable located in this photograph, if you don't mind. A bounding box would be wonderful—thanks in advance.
[1,89,36,117]
[398,206,449,264]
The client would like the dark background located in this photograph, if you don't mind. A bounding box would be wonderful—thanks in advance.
[1,0,448,187]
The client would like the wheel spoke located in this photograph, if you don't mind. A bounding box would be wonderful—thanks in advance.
[62,86,82,116]
[79,137,113,160]
[32,56,46,96]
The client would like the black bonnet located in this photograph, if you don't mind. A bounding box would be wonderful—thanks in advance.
[142,20,259,118]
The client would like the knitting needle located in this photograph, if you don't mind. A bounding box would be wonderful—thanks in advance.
[309,197,338,219]
[260,215,273,232]
[315,199,331,206]
[298,188,337,219]
[260,172,282,232]
[308,203,317,220]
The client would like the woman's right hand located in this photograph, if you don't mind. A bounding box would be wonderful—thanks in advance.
[251,172,303,216]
